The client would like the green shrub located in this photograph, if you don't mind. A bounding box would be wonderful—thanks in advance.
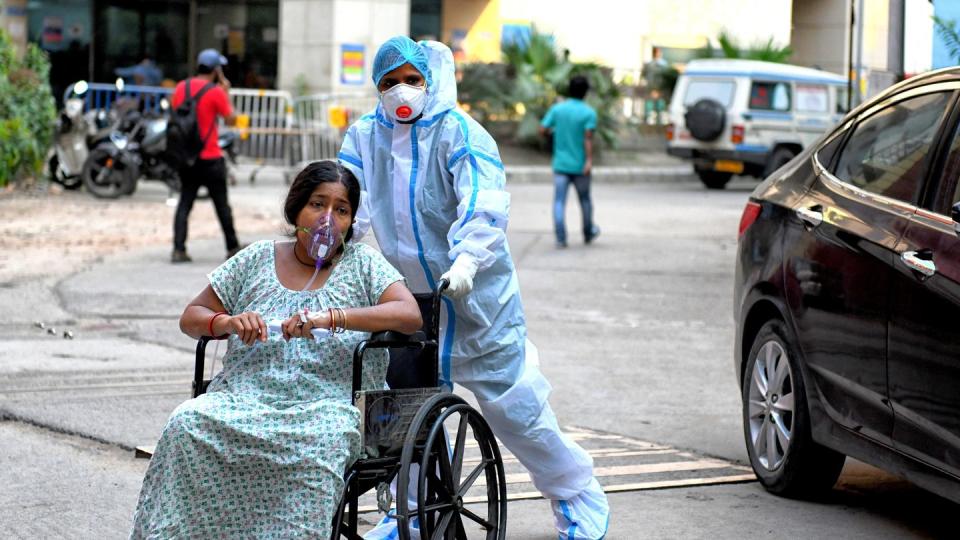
[458,27,621,149]
[0,29,56,186]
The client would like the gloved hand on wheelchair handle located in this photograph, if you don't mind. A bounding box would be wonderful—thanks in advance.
[440,254,478,299]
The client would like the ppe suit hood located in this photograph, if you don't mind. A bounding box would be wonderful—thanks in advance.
[418,40,458,120]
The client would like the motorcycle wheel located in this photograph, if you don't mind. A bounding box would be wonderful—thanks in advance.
[82,148,137,199]
[47,153,83,190]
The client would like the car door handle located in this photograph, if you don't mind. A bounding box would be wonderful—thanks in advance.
[795,205,823,228]
[900,250,936,277]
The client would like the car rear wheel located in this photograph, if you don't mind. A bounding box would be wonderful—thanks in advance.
[696,170,732,189]
[742,319,845,497]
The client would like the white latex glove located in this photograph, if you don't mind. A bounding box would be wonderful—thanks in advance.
[440,254,479,299]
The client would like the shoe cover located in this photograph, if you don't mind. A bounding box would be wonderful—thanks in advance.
[363,511,421,540]
[551,478,610,540]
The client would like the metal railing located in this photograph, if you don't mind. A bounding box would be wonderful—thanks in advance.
[229,88,296,164]
[66,82,172,114]
[290,92,377,164]
[61,81,381,174]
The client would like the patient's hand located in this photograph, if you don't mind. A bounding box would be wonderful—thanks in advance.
[219,311,267,345]
[280,309,332,341]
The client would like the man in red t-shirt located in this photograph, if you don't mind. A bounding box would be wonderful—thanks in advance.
[170,48,242,263]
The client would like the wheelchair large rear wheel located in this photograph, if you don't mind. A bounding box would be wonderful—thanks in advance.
[397,393,507,540]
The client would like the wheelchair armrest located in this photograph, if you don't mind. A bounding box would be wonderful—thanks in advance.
[193,336,213,398]
[363,330,427,350]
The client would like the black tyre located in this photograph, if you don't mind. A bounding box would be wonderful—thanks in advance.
[742,319,845,497]
[397,393,506,540]
[764,147,797,178]
[82,147,137,199]
[684,98,726,142]
[697,169,733,190]
[47,153,82,189]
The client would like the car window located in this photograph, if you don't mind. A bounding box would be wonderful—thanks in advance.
[796,84,829,113]
[683,80,735,107]
[816,130,847,169]
[938,122,960,211]
[750,81,791,111]
[833,92,951,204]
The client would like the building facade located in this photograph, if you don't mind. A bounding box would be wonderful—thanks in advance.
[791,0,933,105]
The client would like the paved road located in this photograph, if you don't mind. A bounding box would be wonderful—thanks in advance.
[0,172,954,538]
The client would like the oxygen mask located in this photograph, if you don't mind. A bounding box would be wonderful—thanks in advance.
[297,213,343,268]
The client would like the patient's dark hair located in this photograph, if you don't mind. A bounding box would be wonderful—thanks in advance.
[284,160,360,243]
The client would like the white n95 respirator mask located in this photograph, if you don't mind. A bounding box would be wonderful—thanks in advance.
[380,83,427,122]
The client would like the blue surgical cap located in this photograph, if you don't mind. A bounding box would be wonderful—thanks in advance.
[372,36,433,88]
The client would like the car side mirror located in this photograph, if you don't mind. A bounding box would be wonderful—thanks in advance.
[952,201,960,236]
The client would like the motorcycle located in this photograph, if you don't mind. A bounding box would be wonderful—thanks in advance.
[47,81,92,189]
[81,100,146,198]
[83,96,241,199]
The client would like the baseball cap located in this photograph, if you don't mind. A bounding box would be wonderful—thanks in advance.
[197,48,228,69]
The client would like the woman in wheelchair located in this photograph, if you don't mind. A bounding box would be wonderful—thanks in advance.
[130,160,422,538]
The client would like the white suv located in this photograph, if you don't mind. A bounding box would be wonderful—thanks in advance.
[667,59,847,189]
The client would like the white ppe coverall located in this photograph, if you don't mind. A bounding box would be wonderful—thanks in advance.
[339,39,608,538]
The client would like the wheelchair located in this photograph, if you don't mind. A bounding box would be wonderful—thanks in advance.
[191,279,508,540]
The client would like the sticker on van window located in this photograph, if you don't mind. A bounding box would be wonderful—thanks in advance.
[750,82,791,112]
[796,84,828,113]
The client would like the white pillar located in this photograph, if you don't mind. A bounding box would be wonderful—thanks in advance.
[278,0,410,95]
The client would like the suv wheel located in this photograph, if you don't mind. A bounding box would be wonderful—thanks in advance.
[742,319,845,497]
[764,147,797,177]
[697,170,732,189]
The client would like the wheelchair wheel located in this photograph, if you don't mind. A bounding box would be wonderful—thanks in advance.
[397,393,507,540]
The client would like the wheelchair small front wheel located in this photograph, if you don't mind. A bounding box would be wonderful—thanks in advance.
[397,393,507,540]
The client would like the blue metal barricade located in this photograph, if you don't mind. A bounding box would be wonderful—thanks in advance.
[65,82,173,114]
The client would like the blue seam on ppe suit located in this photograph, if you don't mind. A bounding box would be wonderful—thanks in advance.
[446,148,504,171]
[449,111,480,235]
[338,152,363,169]
[408,124,454,389]
[558,500,578,539]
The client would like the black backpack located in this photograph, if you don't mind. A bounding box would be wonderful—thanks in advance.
[166,80,216,168]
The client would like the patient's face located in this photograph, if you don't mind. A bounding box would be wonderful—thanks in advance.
[297,182,353,245]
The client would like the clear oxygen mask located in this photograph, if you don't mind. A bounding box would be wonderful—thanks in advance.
[296,213,346,291]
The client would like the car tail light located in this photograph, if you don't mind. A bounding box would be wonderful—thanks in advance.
[731,124,745,144]
[665,123,675,141]
[738,201,762,237]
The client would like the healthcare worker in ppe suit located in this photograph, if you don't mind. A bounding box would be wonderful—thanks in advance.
[339,37,610,540]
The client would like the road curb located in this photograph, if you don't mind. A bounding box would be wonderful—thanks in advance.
[505,165,696,184]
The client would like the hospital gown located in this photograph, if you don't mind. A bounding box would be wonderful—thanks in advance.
[130,240,403,538]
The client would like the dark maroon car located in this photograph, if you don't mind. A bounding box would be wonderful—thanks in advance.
[735,68,960,502]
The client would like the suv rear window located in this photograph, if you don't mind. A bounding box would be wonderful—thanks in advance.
[684,80,735,107]
[750,81,791,111]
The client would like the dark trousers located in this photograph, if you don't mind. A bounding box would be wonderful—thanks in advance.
[553,172,595,243]
[173,157,238,252]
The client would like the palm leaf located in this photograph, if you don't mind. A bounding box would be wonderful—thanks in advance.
[934,16,960,64]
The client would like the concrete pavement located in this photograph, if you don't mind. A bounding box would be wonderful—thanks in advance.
[1,165,954,538]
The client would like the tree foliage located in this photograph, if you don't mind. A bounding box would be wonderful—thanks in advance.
[0,29,56,186]
[934,16,960,64]
[702,31,794,63]
[458,27,621,148]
